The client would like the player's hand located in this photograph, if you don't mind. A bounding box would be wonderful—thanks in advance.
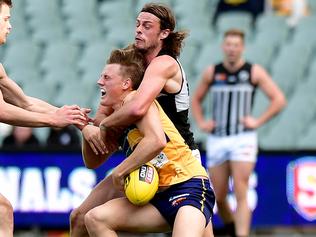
[241,116,260,129]
[81,107,93,122]
[76,108,94,131]
[198,120,216,133]
[82,125,108,155]
[53,105,87,127]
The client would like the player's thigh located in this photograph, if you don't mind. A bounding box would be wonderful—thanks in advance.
[173,206,206,237]
[76,174,124,213]
[0,193,12,212]
[203,222,214,237]
[89,197,170,233]
[0,193,9,205]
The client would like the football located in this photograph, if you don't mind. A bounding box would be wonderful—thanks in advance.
[124,163,159,206]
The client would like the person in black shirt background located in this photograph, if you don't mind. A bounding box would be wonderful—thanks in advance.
[46,125,81,150]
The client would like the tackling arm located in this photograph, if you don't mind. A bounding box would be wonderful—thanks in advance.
[99,56,177,128]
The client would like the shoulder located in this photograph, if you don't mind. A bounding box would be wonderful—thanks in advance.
[204,65,215,74]
[149,55,178,71]
[145,55,179,80]
[251,64,271,84]
[201,65,215,83]
[152,54,176,64]
[251,64,270,77]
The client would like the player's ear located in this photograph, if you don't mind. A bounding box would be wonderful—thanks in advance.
[160,29,170,40]
[122,78,132,90]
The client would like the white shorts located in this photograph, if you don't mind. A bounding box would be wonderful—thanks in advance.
[206,131,258,168]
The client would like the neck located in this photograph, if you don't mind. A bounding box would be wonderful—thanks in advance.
[144,45,163,65]
[112,90,133,111]
[223,58,244,72]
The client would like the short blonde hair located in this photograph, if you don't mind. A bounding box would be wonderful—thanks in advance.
[224,29,245,42]
[107,48,146,90]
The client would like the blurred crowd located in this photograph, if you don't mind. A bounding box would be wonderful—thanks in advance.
[214,0,309,26]
[0,124,81,151]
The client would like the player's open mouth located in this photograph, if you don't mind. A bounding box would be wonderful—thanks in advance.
[101,89,106,97]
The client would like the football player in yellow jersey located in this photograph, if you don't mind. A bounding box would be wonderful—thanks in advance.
[82,48,215,237]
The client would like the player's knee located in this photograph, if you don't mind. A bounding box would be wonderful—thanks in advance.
[215,193,227,204]
[70,207,86,230]
[84,209,103,231]
[0,198,13,222]
[216,198,227,209]
[85,208,113,233]
[234,191,248,203]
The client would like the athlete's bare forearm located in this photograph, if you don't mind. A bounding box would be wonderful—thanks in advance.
[25,96,58,113]
[0,101,55,127]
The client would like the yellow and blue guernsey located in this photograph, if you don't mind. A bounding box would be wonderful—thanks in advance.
[119,100,208,187]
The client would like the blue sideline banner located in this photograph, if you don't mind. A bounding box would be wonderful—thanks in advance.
[0,151,316,228]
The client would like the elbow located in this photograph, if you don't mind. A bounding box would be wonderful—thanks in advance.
[82,150,102,169]
[85,163,98,170]
[21,96,34,110]
[191,97,202,112]
[0,110,5,121]
[279,94,287,110]
[0,103,10,121]
[154,136,167,154]
[0,108,14,124]
[83,158,101,170]
[82,154,95,169]
[159,138,167,151]
[83,162,95,170]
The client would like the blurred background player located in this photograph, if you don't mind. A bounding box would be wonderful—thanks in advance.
[0,1,89,236]
[191,29,286,237]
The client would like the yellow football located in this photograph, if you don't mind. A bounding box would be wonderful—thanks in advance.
[124,163,159,206]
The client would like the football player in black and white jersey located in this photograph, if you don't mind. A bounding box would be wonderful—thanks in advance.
[71,3,213,237]
[192,29,286,237]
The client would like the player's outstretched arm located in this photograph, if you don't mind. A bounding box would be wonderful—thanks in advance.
[0,64,88,127]
[24,96,59,113]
